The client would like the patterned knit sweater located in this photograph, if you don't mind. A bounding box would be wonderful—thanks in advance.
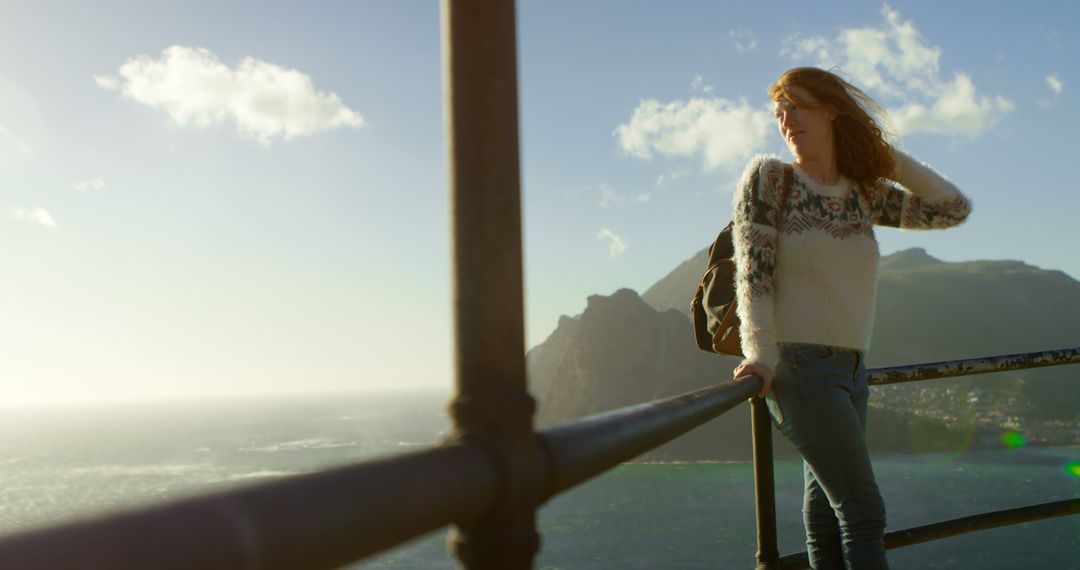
[731,149,972,372]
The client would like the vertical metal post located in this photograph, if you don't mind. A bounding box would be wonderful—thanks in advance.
[751,396,779,569]
[441,1,540,569]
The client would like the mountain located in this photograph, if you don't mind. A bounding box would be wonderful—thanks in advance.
[876,246,944,271]
[530,288,757,460]
[645,247,1080,361]
[534,288,736,424]
[869,252,1080,424]
[529,288,987,461]
[643,247,1080,419]
[640,248,708,318]
[526,314,582,402]
[528,249,1080,460]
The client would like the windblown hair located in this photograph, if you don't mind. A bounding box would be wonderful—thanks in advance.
[768,67,895,191]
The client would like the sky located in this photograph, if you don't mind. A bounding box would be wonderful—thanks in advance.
[1,0,1076,405]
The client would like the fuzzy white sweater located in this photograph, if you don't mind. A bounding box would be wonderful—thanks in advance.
[731,149,972,372]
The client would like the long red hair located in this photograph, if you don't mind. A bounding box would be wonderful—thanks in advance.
[768,67,895,190]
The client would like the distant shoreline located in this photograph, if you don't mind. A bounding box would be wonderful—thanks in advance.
[623,445,1079,467]
[0,386,454,411]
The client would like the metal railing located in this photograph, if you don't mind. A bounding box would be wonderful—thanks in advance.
[0,2,1075,568]
[0,378,761,569]
[767,347,1080,569]
[0,350,1074,569]
[866,347,1080,385]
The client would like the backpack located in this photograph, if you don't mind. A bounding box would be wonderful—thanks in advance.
[690,164,794,356]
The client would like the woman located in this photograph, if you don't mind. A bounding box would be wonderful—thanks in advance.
[731,67,971,569]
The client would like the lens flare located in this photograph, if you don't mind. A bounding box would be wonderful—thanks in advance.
[1066,460,1080,479]
[906,388,976,459]
[1001,431,1026,449]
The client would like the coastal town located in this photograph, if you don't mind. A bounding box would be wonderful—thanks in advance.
[874,378,1079,448]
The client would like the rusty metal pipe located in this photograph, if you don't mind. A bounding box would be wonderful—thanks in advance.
[867,347,1080,385]
[538,376,759,501]
[777,498,1080,569]
[751,395,779,570]
[0,444,498,570]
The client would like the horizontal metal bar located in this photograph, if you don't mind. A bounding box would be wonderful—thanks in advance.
[537,376,759,501]
[867,346,1080,385]
[884,497,1080,550]
[777,498,1080,569]
[0,443,499,570]
[0,377,761,569]
[13,344,1075,570]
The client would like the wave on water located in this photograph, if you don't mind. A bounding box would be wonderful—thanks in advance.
[68,463,222,477]
[222,470,300,481]
[632,460,750,465]
[396,441,435,448]
[240,438,360,453]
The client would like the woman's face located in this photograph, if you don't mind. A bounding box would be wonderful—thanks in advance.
[773,85,836,159]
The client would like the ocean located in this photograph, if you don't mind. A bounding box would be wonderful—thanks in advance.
[0,390,1076,569]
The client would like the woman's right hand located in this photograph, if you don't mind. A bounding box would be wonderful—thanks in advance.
[733,362,775,398]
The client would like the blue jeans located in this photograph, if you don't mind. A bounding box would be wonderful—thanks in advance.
[765,343,889,569]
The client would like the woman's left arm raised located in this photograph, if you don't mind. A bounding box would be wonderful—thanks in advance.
[869,148,972,230]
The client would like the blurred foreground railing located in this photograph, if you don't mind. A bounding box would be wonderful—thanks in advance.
[0,377,760,569]
[0,2,1075,569]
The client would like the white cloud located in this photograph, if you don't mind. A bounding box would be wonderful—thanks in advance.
[597,228,626,257]
[781,35,833,67]
[780,3,1012,137]
[890,73,1014,136]
[728,30,759,53]
[94,75,119,90]
[96,45,365,145]
[1047,75,1063,95]
[1038,74,1065,109]
[72,177,107,192]
[655,170,687,189]
[614,97,773,171]
[597,183,650,209]
[12,207,57,228]
[690,74,714,94]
